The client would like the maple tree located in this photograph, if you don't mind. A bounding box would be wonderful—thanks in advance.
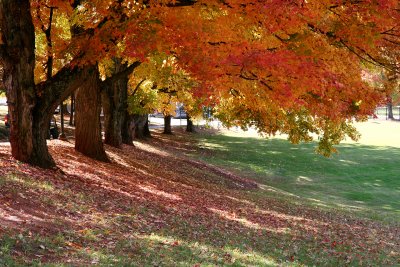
[130,53,198,135]
[152,0,400,154]
[101,58,135,147]
[1,0,399,167]
[0,0,145,166]
[0,0,90,168]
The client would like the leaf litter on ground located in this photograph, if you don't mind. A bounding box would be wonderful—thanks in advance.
[0,128,399,266]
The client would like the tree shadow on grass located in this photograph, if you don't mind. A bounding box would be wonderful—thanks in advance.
[0,138,399,266]
[196,134,400,222]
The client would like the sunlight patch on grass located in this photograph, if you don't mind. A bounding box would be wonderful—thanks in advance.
[134,141,172,157]
[223,195,254,206]
[4,174,54,191]
[297,176,313,182]
[225,247,280,267]
[338,159,359,165]
[137,185,182,201]
[200,142,227,150]
[196,127,400,222]
[259,184,299,198]
[105,150,131,167]
[139,233,281,266]
[209,207,291,234]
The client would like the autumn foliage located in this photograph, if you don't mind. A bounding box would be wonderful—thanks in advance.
[1,0,400,164]
[0,1,400,264]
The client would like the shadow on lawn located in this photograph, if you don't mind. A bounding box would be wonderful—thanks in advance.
[0,134,399,266]
[197,134,400,221]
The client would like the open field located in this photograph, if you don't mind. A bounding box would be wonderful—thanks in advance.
[0,123,399,266]
[195,120,400,223]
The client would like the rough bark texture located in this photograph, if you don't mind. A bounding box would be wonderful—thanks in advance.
[163,115,173,134]
[186,115,195,132]
[0,0,93,168]
[75,67,109,162]
[133,114,148,139]
[121,111,135,145]
[143,118,151,138]
[0,0,36,163]
[69,93,75,126]
[102,59,128,148]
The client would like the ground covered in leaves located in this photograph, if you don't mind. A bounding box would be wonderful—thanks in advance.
[0,128,399,266]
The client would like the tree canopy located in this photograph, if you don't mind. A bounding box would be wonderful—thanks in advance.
[1,0,399,167]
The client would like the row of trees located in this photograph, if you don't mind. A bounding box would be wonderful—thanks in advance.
[0,0,399,168]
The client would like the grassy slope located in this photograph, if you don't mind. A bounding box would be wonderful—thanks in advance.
[0,128,399,266]
[195,130,400,223]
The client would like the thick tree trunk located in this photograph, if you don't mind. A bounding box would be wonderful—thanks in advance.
[102,59,129,148]
[121,111,135,145]
[75,67,109,162]
[0,0,56,168]
[133,114,148,139]
[69,93,75,126]
[143,118,151,138]
[1,1,35,160]
[186,115,195,132]
[31,109,56,167]
[163,115,173,134]
[0,0,106,168]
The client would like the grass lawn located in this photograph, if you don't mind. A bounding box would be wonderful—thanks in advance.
[0,126,399,266]
[195,120,400,223]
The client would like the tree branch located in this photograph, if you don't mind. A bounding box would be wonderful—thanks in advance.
[102,61,141,88]
[35,63,93,114]
[143,0,197,8]
[130,79,146,97]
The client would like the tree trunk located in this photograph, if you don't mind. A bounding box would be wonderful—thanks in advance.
[387,98,394,120]
[121,111,135,145]
[186,115,195,132]
[102,59,129,148]
[0,0,106,168]
[133,114,148,139]
[1,0,35,161]
[143,117,151,138]
[62,103,70,115]
[0,0,56,168]
[31,108,56,167]
[59,100,66,139]
[163,115,172,134]
[69,93,75,126]
[75,67,109,162]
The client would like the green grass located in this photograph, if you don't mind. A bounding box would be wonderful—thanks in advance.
[196,133,400,223]
[0,128,399,266]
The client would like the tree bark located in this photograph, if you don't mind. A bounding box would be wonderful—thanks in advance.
[387,97,394,120]
[143,117,151,138]
[69,93,75,126]
[133,114,149,139]
[101,59,128,148]
[163,115,173,134]
[0,0,36,164]
[0,0,93,168]
[186,115,195,132]
[121,111,135,145]
[59,100,66,139]
[75,67,109,162]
